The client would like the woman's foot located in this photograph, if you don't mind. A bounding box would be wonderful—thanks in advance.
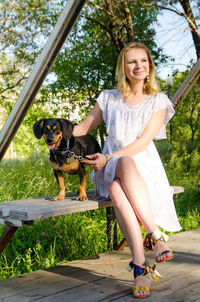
[130,261,152,298]
[154,240,173,263]
[133,274,151,298]
[144,228,173,263]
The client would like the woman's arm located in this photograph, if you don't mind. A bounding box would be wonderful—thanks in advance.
[84,108,167,170]
[73,102,103,136]
[111,108,166,158]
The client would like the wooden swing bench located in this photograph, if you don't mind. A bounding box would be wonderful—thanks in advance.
[0,186,184,253]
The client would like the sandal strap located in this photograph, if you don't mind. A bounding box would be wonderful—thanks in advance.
[126,260,162,282]
[126,260,146,274]
[148,263,162,282]
[133,262,149,279]
[159,249,171,256]
[144,230,169,251]
[152,229,169,242]
[133,286,151,299]
[126,261,149,278]
[133,286,151,292]
[143,233,154,251]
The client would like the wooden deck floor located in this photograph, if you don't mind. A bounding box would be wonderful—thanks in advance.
[0,229,200,302]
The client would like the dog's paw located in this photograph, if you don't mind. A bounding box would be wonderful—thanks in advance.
[51,195,65,201]
[77,194,88,201]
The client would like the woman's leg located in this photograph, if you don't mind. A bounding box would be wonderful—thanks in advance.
[108,178,151,298]
[109,178,145,264]
[115,156,156,233]
[114,156,172,262]
[108,156,173,297]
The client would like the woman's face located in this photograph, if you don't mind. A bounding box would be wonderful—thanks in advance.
[124,47,150,84]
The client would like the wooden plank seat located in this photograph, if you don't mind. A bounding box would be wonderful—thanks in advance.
[0,186,184,253]
[0,191,112,227]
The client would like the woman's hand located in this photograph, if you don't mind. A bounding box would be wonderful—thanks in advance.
[83,153,107,171]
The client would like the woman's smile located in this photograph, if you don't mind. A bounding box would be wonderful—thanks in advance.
[124,48,149,83]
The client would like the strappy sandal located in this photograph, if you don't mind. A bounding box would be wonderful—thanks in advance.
[126,260,161,298]
[143,229,173,263]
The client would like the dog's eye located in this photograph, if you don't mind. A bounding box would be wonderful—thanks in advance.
[44,128,50,134]
[54,129,61,135]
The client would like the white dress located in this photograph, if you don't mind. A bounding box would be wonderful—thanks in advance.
[92,89,181,232]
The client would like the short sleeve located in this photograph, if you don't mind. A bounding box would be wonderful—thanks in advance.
[96,90,110,112]
[96,90,112,124]
[152,93,175,140]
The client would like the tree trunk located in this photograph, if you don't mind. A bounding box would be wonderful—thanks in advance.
[179,0,200,59]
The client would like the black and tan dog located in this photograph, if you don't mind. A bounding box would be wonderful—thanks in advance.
[33,118,101,201]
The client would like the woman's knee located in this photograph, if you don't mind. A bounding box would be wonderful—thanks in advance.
[108,179,127,208]
[116,156,136,174]
[108,179,121,198]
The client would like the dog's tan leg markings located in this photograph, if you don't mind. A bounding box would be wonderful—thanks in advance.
[50,160,80,201]
[53,170,65,201]
[78,175,87,201]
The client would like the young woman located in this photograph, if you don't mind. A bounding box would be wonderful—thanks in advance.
[73,42,181,298]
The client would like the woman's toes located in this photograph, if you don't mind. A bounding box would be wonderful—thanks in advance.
[133,275,151,298]
[155,241,173,262]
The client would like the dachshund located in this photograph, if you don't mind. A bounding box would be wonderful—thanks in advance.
[33,118,101,201]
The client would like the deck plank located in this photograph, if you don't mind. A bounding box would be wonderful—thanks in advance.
[0,228,199,301]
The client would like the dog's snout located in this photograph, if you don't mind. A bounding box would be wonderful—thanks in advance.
[46,131,54,144]
[47,138,54,144]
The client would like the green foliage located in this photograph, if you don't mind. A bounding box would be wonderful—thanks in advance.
[0,210,108,279]
[172,78,200,142]
[0,0,63,61]
[0,100,57,156]
[159,65,200,146]
[156,140,200,233]
[0,157,54,202]
[0,0,64,109]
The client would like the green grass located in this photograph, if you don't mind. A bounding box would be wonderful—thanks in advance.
[156,140,200,232]
[0,156,123,279]
[0,156,89,201]
[0,142,199,279]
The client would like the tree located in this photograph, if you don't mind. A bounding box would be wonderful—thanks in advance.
[143,0,200,59]
[171,70,200,144]
[0,54,27,109]
[0,0,64,106]
[178,0,200,58]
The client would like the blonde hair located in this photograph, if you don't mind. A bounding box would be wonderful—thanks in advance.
[116,42,159,96]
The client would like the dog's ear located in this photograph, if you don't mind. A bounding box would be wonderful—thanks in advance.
[33,119,45,139]
[59,119,74,140]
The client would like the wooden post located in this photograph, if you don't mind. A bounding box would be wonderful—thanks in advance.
[0,226,18,253]
[172,58,200,109]
[106,207,117,250]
